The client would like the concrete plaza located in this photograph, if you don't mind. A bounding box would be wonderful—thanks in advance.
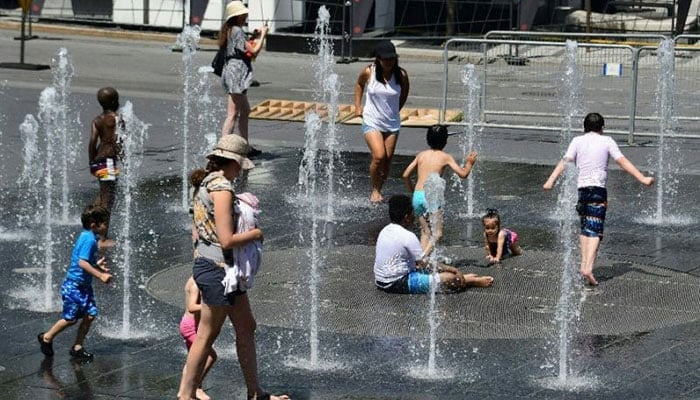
[0,20,699,399]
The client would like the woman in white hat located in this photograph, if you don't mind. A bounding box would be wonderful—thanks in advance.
[219,1,268,157]
[178,135,289,400]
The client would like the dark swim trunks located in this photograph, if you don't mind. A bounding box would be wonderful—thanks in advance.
[576,186,607,239]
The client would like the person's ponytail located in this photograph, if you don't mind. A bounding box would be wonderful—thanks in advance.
[189,168,208,190]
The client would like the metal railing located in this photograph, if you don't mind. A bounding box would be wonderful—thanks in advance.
[441,35,700,144]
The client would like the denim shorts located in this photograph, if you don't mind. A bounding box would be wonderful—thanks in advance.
[362,122,399,137]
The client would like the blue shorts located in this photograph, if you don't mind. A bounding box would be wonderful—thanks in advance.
[61,279,98,321]
[362,122,399,137]
[576,186,607,239]
[412,190,427,217]
[378,271,439,294]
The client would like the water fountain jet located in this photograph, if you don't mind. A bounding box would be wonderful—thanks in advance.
[455,64,482,218]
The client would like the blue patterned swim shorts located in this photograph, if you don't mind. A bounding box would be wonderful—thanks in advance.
[61,279,98,321]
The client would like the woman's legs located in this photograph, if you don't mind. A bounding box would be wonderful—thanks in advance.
[228,294,261,396]
[228,294,289,400]
[381,132,398,191]
[365,131,398,203]
[178,304,227,400]
[237,94,251,140]
[221,93,250,139]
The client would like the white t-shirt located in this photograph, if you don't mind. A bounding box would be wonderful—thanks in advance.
[363,65,402,133]
[374,223,424,285]
[564,132,624,188]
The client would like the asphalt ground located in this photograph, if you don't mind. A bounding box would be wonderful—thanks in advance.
[0,20,699,400]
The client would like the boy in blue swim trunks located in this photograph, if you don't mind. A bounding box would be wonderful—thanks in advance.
[374,195,493,294]
[543,113,654,285]
[402,124,477,256]
[38,205,113,359]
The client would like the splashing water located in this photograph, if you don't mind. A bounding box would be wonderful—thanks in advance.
[9,49,78,312]
[287,6,346,371]
[107,101,152,339]
[637,39,694,226]
[11,88,63,312]
[558,41,583,148]
[295,112,324,367]
[50,48,80,224]
[543,40,596,389]
[652,39,675,223]
[552,40,580,381]
[423,173,446,377]
[18,115,39,184]
[9,114,41,238]
[176,25,202,210]
[455,64,481,218]
[311,5,345,221]
[194,65,220,158]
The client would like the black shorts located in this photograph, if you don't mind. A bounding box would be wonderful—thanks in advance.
[193,257,243,306]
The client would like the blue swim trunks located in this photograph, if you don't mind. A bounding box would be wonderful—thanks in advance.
[61,279,98,321]
[408,271,438,294]
[378,271,439,294]
[412,190,427,217]
[576,186,607,239]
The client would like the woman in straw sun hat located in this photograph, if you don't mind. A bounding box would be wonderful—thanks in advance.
[178,135,290,400]
[219,1,268,157]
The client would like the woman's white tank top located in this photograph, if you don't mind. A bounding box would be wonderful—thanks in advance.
[362,65,401,132]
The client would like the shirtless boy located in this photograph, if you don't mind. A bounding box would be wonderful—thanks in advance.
[88,87,123,247]
[402,124,477,256]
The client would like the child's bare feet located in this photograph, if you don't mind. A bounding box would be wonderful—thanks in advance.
[464,275,494,287]
[248,394,291,400]
[582,272,599,286]
[369,190,383,204]
[195,388,210,400]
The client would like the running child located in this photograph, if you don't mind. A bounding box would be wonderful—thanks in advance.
[88,86,123,248]
[402,124,477,256]
[38,205,113,360]
[543,112,654,285]
[481,209,522,264]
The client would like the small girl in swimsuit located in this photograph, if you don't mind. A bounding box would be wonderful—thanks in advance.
[179,276,217,400]
[482,209,522,264]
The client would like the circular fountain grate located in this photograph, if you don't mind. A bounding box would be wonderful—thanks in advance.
[147,245,700,340]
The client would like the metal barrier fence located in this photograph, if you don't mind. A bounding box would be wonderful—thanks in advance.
[441,34,700,144]
[671,34,700,137]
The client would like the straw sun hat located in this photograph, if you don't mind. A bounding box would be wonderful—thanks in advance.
[207,134,255,170]
[225,1,249,21]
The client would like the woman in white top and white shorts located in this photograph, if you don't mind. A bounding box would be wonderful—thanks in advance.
[354,40,410,204]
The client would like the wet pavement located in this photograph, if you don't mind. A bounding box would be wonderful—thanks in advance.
[1,21,699,400]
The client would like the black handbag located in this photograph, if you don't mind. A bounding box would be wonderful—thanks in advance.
[211,47,227,77]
